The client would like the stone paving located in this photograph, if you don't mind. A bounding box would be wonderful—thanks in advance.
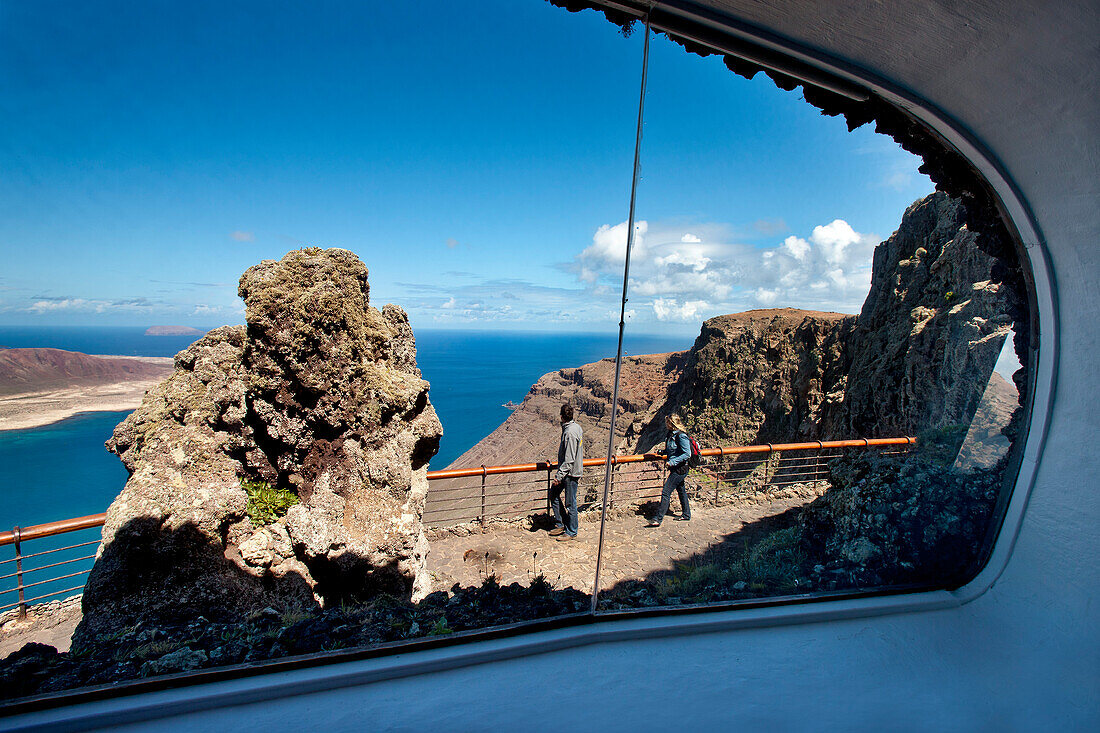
[425,484,825,597]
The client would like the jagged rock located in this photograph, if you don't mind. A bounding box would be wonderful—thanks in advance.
[631,309,854,451]
[954,371,1017,470]
[80,248,441,642]
[841,193,1011,445]
[798,451,1001,587]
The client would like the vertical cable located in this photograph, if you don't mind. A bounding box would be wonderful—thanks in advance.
[591,11,651,615]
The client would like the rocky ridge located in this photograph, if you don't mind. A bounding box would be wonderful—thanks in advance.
[78,248,442,642]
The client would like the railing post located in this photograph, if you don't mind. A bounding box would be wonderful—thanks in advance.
[609,456,616,508]
[765,444,774,488]
[480,466,487,526]
[546,463,552,516]
[13,526,25,619]
[716,446,724,502]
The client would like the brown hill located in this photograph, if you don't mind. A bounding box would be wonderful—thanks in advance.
[144,325,204,336]
[0,349,174,397]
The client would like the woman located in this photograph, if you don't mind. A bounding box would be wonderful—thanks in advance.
[648,413,692,527]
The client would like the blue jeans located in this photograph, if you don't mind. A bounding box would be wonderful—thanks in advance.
[655,470,690,523]
[549,476,578,536]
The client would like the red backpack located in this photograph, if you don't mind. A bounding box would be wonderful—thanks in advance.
[679,431,703,468]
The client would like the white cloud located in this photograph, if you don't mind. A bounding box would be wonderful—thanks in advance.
[754,288,778,305]
[231,231,255,242]
[26,297,157,314]
[577,220,649,282]
[445,238,459,249]
[441,297,456,309]
[28,298,91,312]
[192,304,219,315]
[781,235,810,261]
[653,298,709,321]
[573,215,880,322]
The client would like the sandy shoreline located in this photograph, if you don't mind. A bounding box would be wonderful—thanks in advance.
[0,356,173,432]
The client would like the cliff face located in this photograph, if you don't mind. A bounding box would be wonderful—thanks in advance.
[445,352,688,472]
[954,371,1017,470]
[631,309,853,453]
[81,248,441,639]
[841,194,1012,440]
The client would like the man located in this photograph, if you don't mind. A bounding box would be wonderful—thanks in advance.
[549,403,583,540]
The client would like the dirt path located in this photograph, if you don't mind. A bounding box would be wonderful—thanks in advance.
[0,597,82,658]
[425,485,824,597]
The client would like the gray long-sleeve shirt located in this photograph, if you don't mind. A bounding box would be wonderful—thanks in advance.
[554,420,584,482]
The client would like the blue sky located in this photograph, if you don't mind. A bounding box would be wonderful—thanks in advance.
[0,0,935,336]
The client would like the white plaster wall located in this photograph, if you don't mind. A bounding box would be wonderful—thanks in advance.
[3,2,1097,730]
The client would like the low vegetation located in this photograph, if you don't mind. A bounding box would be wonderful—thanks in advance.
[242,479,299,526]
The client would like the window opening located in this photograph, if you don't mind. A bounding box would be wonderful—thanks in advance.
[0,0,1035,705]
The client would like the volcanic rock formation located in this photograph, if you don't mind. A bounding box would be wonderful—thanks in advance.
[79,248,441,639]
[629,309,854,452]
[839,193,1014,440]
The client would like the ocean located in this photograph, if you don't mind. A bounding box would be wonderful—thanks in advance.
[0,326,692,531]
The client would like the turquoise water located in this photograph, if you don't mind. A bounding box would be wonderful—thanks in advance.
[0,411,130,531]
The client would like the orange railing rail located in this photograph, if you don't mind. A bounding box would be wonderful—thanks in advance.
[424,436,916,480]
[1,436,915,617]
[1,516,107,618]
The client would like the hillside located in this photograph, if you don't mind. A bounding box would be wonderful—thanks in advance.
[145,325,205,336]
[0,349,174,397]
[444,351,688,471]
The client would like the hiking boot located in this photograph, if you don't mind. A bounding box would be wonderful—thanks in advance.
[549,526,565,536]
[646,520,661,528]
[556,532,577,541]
[674,515,691,521]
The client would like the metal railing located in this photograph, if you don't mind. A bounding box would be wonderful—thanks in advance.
[1,437,914,617]
[1,515,106,618]
[423,437,915,526]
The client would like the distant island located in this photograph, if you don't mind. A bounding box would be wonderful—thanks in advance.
[0,348,174,430]
[145,325,204,336]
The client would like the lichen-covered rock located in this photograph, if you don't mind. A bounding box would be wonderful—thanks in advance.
[80,248,441,642]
